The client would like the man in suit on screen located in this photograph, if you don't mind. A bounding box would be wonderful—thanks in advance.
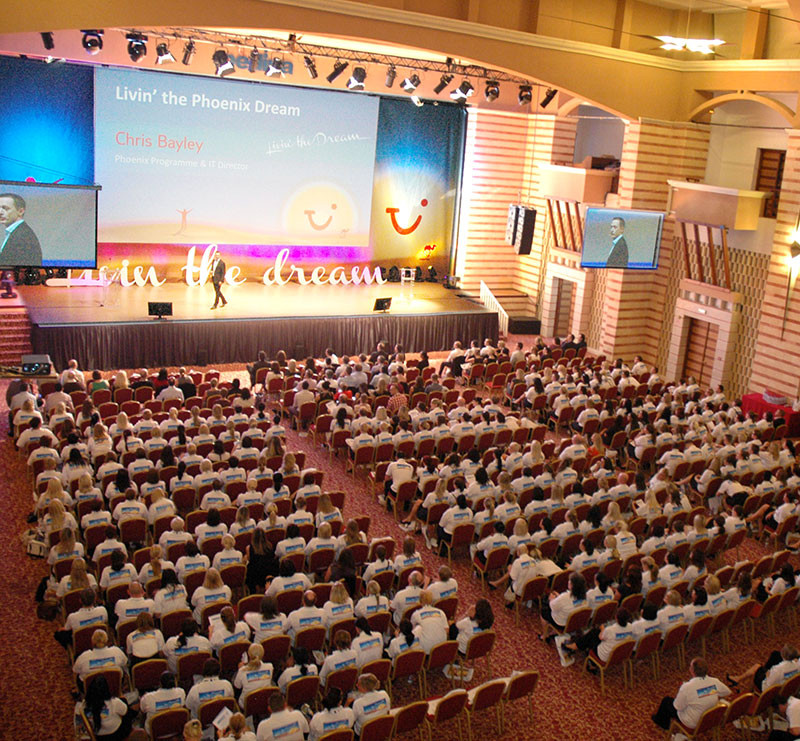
[606,216,629,268]
[210,252,227,309]
[0,193,42,267]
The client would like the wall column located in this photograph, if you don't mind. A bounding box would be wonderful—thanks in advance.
[748,128,800,398]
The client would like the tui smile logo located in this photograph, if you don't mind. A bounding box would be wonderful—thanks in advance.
[304,203,337,231]
[386,198,428,235]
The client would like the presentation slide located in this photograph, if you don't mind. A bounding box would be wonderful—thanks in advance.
[94,67,380,255]
[0,181,97,268]
[580,207,664,269]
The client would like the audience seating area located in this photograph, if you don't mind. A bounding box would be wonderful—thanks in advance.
[7,337,800,740]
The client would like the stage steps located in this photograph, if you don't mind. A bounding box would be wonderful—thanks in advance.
[0,307,33,365]
[482,288,541,340]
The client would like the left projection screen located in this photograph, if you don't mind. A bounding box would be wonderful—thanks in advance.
[0,181,98,268]
[94,67,380,254]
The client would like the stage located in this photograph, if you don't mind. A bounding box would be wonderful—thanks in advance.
[19,281,498,370]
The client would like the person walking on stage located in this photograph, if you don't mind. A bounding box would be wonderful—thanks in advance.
[211,253,227,310]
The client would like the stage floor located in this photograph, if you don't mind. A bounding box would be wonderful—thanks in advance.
[20,281,498,370]
[19,281,485,325]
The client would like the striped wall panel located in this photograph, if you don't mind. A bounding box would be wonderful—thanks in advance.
[749,130,800,398]
[455,109,577,306]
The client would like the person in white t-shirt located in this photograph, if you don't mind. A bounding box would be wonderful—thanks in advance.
[651,657,731,730]
[351,673,391,736]
[308,687,355,741]
[257,692,309,741]
[139,672,186,732]
[185,658,234,718]
[233,643,274,701]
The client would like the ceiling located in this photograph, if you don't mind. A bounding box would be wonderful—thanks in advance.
[642,0,787,11]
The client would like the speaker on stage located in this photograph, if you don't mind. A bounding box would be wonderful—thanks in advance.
[148,301,173,318]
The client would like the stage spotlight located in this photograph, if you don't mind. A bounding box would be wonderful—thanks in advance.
[410,95,424,107]
[126,33,148,63]
[433,73,453,95]
[385,66,397,88]
[266,57,284,77]
[248,48,260,73]
[155,43,175,65]
[81,30,103,55]
[213,49,235,77]
[304,55,318,79]
[518,84,532,105]
[182,40,196,66]
[485,80,500,102]
[450,80,474,102]
[326,60,348,83]
[541,87,557,108]
[401,73,420,93]
[347,66,367,90]
[40,32,54,51]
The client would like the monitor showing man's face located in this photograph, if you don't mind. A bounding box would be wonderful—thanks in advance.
[0,196,24,227]
[609,218,624,238]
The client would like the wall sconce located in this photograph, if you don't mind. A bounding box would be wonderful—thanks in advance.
[780,238,800,338]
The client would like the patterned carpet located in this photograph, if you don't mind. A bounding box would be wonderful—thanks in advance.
[2,367,800,741]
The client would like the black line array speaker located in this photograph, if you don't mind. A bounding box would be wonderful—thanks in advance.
[514,206,536,255]
[505,205,536,255]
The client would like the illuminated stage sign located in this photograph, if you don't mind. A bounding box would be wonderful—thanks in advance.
[47,245,386,288]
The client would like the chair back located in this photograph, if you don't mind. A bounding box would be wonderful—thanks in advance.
[150,708,190,741]
[686,615,714,644]
[752,684,781,716]
[426,640,459,672]
[160,609,193,639]
[366,611,392,635]
[780,673,800,699]
[219,640,250,675]
[563,607,592,634]
[619,593,643,615]
[469,679,506,711]
[391,700,428,737]
[276,589,303,614]
[132,658,170,695]
[362,658,392,685]
[295,626,326,652]
[504,669,539,702]
[723,691,754,727]
[431,689,468,723]
[604,638,636,667]
[198,697,237,729]
[260,634,292,666]
[359,715,395,741]
[392,648,425,679]
[693,703,727,735]
[85,668,123,697]
[286,675,321,708]
[591,600,617,628]
[176,650,212,686]
[324,666,359,695]
[464,630,496,662]
[634,630,662,661]
[482,546,511,573]
[319,731,354,741]
[243,686,280,724]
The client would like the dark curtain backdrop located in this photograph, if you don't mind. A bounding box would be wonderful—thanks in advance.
[33,312,498,371]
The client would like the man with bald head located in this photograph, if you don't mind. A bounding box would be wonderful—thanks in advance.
[391,570,424,625]
[287,590,324,642]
